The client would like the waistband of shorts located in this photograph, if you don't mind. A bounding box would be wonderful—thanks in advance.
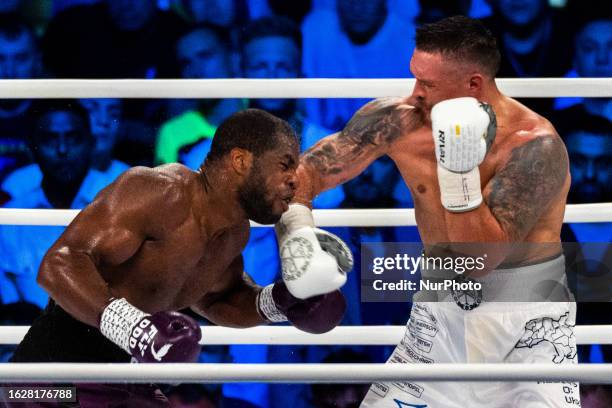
[417,254,573,304]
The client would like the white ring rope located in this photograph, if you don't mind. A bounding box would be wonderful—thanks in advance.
[0,203,611,227]
[0,78,610,98]
[0,363,610,384]
[0,325,610,346]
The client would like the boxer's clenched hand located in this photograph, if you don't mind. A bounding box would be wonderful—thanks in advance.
[432,97,497,212]
[256,281,346,334]
[275,204,353,299]
[100,298,201,363]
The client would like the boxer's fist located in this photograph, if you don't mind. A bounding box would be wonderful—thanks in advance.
[276,204,353,299]
[100,298,202,363]
[257,281,346,334]
[129,311,201,363]
[431,97,496,212]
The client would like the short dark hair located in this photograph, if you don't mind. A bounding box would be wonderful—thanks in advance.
[240,16,302,53]
[206,109,298,164]
[416,15,501,77]
[27,99,91,136]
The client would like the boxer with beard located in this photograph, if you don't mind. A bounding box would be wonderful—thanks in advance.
[8,109,348,407]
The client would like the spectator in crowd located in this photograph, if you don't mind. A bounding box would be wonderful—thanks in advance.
[156,24,244,165]
[301,0,415,130]
[78,98,129,175]
[310,349,372,408]
[553,15,612,132]
[482,0,574,116]
[0,14,41,181]
[41,0,185,79]
[565,116,612,206]
[0,301,42,362]
[0,100,122,308]
[2,98,129,198]
[483,0,573,78]
[40,1,188,167]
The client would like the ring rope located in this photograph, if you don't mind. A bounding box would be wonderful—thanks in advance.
[0,325,610,345]
[1,203,611,227]
[0,363,610,384]
[0,78,610,98]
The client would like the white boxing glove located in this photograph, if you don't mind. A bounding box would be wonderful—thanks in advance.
[431,97,496,212]
[275,204,353,299]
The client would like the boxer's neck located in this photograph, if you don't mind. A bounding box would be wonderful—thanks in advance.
[197,165,249,234]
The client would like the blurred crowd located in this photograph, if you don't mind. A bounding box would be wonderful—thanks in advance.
[0,0,610,407]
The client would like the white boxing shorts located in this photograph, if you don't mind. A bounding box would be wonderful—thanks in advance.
[360,255,580,408]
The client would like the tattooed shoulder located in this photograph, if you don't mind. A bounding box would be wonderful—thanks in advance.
[486,135,568,240]
[340,97,423,147]
[302,97,423,178]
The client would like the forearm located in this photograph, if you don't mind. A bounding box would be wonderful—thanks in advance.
[193,286,266,328]
[292,162,324,207]
[37,246,112,327]
[444,204,508,243]
[441,205,512,273]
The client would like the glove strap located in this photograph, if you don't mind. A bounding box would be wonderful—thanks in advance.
[257,284,288,323]
[437,164,483,212]
[100,298,149,353]
[275,204,315,239]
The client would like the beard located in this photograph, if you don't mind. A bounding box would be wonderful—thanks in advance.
[238,163,280,225]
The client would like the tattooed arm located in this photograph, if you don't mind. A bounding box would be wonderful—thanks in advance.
[445,135,569,244]
[293,97,423,206]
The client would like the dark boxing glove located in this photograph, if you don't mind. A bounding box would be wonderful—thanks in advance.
[100,298,201,363]
[257,281,346,334]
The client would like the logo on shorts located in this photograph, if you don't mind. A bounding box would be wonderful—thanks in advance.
[280,237,314,281]
[451,275,482,310]
[515,312,577,363]
[394,399,428,408]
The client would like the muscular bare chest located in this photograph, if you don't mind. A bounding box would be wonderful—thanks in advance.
[102,219,248,313]
[389,128,500,242]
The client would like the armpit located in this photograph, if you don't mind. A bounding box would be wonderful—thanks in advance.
[486,135,568,241]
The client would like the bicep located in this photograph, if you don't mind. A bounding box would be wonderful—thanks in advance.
[300,97,422,194]
[484,135,569,241]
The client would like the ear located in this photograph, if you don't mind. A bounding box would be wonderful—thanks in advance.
[229,148,253,176]
[468,74,484,94]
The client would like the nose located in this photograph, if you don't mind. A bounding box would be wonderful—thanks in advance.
[585,160,596,180]
[409,82,426,105]
[56,134,68,156]
[287,171,298,192]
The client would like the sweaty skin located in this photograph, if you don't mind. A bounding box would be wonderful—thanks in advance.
[296,94,570,268]
[37,142,299,328]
